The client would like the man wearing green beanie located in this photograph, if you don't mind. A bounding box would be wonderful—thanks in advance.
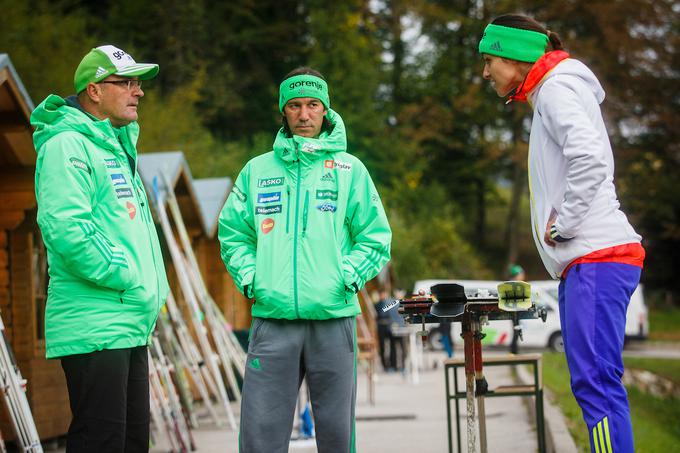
[31,45,168,452]
[219,67,392,452]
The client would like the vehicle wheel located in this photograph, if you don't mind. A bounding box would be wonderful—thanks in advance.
[548,331,564,352]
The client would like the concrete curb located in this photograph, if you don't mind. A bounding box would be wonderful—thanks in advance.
[516,364,579,453]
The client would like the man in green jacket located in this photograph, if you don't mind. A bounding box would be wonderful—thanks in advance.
[31,45,169,452]
[219,67,392,452]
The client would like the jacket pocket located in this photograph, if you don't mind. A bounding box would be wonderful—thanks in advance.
[248,318,270,353]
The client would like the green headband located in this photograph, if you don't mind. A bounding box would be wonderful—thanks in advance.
[279,74,330,112]
[478,24,549,63]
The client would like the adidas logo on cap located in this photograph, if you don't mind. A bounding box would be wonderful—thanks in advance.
[490,41,503,52]
[95,66,107,78]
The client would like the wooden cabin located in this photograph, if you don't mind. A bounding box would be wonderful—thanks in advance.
[0,54,70,441]
[138,152,251,331]
[193,177,252,330]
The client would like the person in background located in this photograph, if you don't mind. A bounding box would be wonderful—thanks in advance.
[375,289,407,371]
[478,14,644,453]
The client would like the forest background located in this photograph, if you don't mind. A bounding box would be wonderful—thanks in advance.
[2,0,678,305]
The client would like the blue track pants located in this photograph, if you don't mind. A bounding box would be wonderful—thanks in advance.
[559,262,641,453]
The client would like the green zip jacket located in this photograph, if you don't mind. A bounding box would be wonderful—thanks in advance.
[218,110,391,320]
[31,94,169,359]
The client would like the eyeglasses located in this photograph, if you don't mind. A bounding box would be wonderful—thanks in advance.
[98,79,142,91]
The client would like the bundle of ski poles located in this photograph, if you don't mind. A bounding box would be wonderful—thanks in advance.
[147,174,248,451]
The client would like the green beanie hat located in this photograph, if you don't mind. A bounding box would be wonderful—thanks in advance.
[74,45,159,94]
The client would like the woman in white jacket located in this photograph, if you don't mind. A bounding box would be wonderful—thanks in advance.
[478,14,644,453]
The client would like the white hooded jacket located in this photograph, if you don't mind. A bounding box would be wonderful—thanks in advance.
[527,58,641,278]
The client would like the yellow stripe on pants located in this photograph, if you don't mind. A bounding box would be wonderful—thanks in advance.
[603,417,613,453]
[593,424,601,453]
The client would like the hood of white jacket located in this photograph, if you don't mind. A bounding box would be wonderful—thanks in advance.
[531,58,606,105]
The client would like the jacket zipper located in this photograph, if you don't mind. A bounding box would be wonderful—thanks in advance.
[302,190,309,237]
[293,159,301,318]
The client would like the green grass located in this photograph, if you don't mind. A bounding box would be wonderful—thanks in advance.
[624,357,680,384]
[542,353,591,451]
[648,307,680,341]
[542,352,680,452]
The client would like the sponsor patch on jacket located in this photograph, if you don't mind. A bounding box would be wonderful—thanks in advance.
[110,173,127,186]
[316,189,338,200]
[323,160,352,172]
[334,161,352,171]
[258,177,285,188]
[256,205,282,215]
[320,172,335,182]
[261,218,275,234]
[301,142,320,153]
[115,188,134,199]
[316,202,337,213]
[69,157,91,174]
[126,201,137,219]
[231,185,247,202]
[257,192,281,204]
[104,159,121,168]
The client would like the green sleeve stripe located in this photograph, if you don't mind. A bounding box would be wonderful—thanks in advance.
[90,236,112,261]
[110,258,129,268]
[92,233,114,256]
[357,249,381,277]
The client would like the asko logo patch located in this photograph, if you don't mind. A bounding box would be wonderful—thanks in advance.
[126,201,136,219]
[258,177,285,188]
[260,218,275,234]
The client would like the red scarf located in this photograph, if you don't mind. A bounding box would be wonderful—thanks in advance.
[507,50,570,104]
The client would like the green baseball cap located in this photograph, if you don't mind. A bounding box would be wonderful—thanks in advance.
[74,45,159,94]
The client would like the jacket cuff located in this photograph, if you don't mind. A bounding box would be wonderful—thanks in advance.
[550,224,574,243]
[343,261,363,291]
[240,271,255,298]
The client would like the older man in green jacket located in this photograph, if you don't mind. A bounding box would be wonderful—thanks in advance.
[219,67,391,453]
[31,45,168,452]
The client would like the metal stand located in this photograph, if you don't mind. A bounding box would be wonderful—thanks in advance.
[397,282,546,453]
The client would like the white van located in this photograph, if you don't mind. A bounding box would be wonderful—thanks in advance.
[412,279,648,352]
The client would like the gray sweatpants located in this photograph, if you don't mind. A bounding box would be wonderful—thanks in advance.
[239,317,357,453]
